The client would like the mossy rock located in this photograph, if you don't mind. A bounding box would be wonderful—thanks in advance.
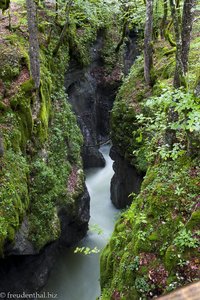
[164,245,178,271]
[0,45,21,83]
[186,210,200,231]
[0,148,30,254]
[20,78,34,93]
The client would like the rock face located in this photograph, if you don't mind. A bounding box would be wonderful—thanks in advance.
[108,30,142,209]
[110,147,143,209]
[65,32,122,168]
[123,30,139,75]
[0,187,90,295]
[0,244,58,296]
[5,218,38,256]
[58,185,90,247]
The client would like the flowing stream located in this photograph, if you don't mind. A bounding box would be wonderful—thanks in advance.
[44,145,119,300]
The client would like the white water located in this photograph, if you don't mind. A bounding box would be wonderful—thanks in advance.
[44,145,119,300]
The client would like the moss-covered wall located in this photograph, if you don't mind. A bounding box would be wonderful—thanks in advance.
[100,9,200,300]
[0,30,85,253]
[0,0,116,255]
[0,0,124,256]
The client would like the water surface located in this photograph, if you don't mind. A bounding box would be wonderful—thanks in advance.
[44,145,119,300]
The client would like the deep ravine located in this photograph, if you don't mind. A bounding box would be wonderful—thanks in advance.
[43,145,119,300]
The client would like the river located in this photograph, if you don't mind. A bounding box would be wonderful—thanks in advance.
[44,145,119,300]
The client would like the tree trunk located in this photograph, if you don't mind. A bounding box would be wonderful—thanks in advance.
[26,0,40,89]
[166,0,182,147]
[115,21,127,53]
[144,0,154,86]
[161,0,168,38]
[165,1,195,151]
[0,134,4,158]
[181,0,195,73]
[55,0,58,22]
[169,0,185,88]
[53,0,73,56]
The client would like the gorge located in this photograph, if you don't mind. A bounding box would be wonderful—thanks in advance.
[0,0,199,299]
[0,1,141,295]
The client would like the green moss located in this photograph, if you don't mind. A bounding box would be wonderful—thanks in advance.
[20,78,34,93]
[163,47,176,56]
[161,59,176,79]
[165,245,178,271]
[0,101,7,111]
[111,95,147,172]
[28,75,83,250]
[134,239,153,254]
[0,38,28,89]
[186,210,200,231]
[10,91,33,150]
[148,231,159,241]
[0,46,20,82]
[0,148,30,254]
[100,244,113,288]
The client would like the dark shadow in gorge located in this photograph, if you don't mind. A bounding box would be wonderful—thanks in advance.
[65,29,144,208]
[65,29,139,169]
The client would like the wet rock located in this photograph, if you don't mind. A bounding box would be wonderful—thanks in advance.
[110,146,143,209]
[58,184,90,246]
[82,145,106,168]
[0,243,58,296]
[5,218,38,256]
[65,32,121,168]
[78,118,106,168]
[123,29,139,75]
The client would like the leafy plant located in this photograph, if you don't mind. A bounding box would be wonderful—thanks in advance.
[90,224,103,235]
[74,246,100,255]
[135,88,200,163]
[134,277,151,294]
[173,229,200,250]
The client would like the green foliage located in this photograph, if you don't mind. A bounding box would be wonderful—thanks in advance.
[134,277,151,295]
[0,0,10,12]
[135,88,200,164]
[118,0,146,32]
[74,246,100,255]
[90,223,103,235]
[70,0,111,29]
[0,44,21,86]
[111,56,148,172]
[50,0,117,65]
[173,229,200,250]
